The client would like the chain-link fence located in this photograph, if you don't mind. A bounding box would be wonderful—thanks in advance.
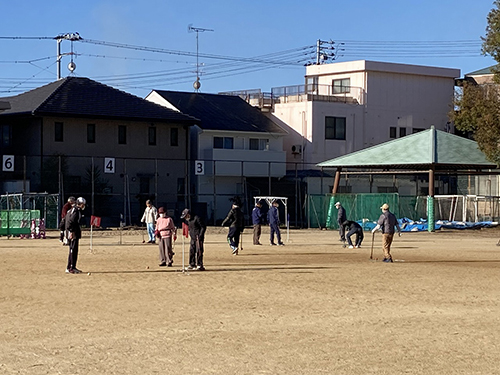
[0,154,496,228]
[0,193,58,228]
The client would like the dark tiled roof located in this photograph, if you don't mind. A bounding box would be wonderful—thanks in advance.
[151,90,287,134]
[0,77,199,124]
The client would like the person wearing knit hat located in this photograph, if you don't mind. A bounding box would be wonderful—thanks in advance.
[222,197,245,255]
[155,207,176,267]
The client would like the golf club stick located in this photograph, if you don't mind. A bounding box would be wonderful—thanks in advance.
[370,231,375,260]
[195,235,200,267]
[239,229,243,252]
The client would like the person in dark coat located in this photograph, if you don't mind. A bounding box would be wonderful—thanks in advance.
[65,197,85,274]
[267,200,284,246]
[342,220,364,248]
[252,200,264,245]
[335,202,347,242]
[222,198,245,254]
[181,208,206,271]
[371,203,401,263]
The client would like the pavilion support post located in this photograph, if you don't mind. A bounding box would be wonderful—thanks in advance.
[332,167,342,194]
[427,167,435,232]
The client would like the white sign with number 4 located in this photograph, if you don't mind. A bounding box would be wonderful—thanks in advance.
[104,158,115,173]
[3,155,14,172]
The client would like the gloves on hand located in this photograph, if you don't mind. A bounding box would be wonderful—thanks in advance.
[371,228,376,234]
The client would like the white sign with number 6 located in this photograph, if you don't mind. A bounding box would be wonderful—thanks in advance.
[3,155,14,172]
[104,157,115,173]
[195,160,204,175]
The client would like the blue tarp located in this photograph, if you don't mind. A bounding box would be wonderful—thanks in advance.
[358,218,498,232]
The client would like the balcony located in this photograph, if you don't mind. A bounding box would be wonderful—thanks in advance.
[271,84,364,105]
[201,148,286,177]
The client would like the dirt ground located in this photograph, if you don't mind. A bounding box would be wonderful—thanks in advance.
[1,226,500,375]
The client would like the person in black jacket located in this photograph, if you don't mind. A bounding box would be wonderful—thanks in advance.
[335,202,347,242]
[65,197,85,274]
[222,198,245,255]
[342,220,364,249]
[180,208,206,271]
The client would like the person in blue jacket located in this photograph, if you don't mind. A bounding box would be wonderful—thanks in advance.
[267,200,284,246]
[252,200,264,245]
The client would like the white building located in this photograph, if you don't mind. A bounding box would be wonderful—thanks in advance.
[271,60,460,170]
[146,90,287,222]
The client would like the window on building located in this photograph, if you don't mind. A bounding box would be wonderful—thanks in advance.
[55,122,63,142]
[148,126,156,146]
[87,124,96,143]
[67,176,81,192]
[118,125,127,144]
[171,127,179,146]
[140,177,150,194]
[337,186,352,193]
[378,186,398,193]
[177,177,185,202]
[214,136,234,149]
[390,127,397,139]
[412,128,425,134]
[325,116,346,140]
[333,78,350,94]
[249,138,269,150]
[399,127,407,137]
[1,124,12,147]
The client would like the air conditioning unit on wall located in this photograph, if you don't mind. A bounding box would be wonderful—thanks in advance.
[291,144,302,155]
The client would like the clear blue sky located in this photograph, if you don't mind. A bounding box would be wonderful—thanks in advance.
[0,0,496,97]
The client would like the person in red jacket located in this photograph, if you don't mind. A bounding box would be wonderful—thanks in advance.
[59,196,76,244]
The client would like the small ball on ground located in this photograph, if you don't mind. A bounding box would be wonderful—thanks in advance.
[87,272,91,276]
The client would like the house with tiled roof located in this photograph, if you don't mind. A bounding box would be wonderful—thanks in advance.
[146,90,287,223]
[0,77,199,225]
[463,65,497,85]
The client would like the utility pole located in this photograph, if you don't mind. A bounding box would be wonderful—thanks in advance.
[315,39,338,64]
[188,25,214,92]
[55,32,82,79]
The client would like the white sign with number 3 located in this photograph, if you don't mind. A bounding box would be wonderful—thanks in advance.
[195,160,204,175]
[104,157,115,173]
[3,155,14,172]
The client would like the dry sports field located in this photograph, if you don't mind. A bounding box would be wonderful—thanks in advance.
[1,227,500,374]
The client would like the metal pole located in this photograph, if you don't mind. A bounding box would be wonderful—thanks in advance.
[23,156,27,193]
[268,162,271,195]
[155,159,158,203]
[123,159,127,225]
[213,160,216,225]
[295,163,298,227]
[91,157,95,216]
[57,39,62,80]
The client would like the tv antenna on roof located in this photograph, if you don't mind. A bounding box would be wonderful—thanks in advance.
[188,24,214,92]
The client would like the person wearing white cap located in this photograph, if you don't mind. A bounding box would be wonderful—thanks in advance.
[335,202,347,242]
[371,203,401,263]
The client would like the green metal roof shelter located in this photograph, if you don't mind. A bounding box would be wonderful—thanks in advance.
[317,127,499,231]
